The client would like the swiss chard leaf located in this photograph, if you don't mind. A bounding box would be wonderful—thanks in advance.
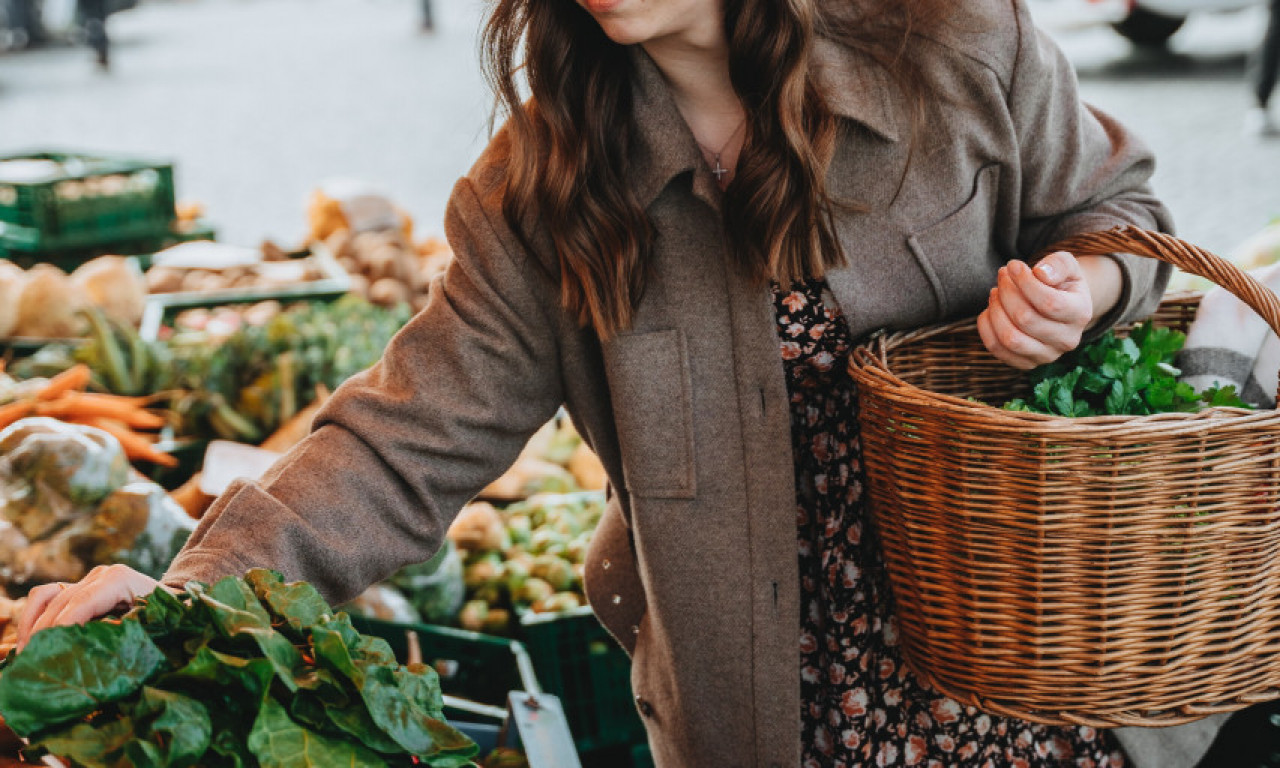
[247,696,386,768]
[357,662,476,760]
[0,619,164,736]
[29,716,135,768]
[121,687,212,768]
[246,569,331,638]
[188,577,305,692]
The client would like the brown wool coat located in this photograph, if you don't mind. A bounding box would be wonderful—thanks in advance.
[165,0,1228,764]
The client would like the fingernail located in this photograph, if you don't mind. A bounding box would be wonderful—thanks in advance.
[1036,262,1057,282]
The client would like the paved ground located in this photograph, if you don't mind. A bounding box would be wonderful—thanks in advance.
[1034,3,1280,257]
[0,0,495,247]
[0,0,1277,255]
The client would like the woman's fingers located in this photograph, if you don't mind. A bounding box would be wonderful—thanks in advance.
[17,565,162,651]
[980,288,1059,369]
[1014,255,1092,326]
[997,263,1085,353]
[15,582,66,650]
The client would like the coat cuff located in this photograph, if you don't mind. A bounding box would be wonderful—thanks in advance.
[162,548,251,591]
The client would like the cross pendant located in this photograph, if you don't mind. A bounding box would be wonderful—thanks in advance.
[711,156,729,182]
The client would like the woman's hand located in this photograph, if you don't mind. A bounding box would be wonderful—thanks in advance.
[15,565,173,651]
[978,251,1102,370]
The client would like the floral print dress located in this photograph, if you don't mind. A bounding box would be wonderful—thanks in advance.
[773,279,1128,768]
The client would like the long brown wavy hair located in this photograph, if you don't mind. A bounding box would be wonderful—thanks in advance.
[483,0,951,338]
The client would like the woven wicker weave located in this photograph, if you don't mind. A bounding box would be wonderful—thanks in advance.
[847,226,1280,727]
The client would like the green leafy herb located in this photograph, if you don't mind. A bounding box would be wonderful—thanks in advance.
[0,569,477,768]
[1003,322,1253,416]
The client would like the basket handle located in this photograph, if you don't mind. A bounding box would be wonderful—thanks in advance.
[1043,225,1280,404]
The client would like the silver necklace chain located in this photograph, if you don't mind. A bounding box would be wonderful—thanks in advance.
[696,118,747,183]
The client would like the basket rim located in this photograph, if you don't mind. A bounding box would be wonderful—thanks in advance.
[850,297,1280,436]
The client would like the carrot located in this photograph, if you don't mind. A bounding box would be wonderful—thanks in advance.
[0,400,33,431]
[36,364,92,401]
[82,417,179,468]
[34,392,166,430]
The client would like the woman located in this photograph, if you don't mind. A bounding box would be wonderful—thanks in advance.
[18,0,1201,765]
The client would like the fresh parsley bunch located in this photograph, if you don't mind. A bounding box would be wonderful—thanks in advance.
[1003,322,1250,417]
[0,569,478,768]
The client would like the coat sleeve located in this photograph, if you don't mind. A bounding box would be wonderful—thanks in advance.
[1007,0,1174,334]
[163,176,565,604]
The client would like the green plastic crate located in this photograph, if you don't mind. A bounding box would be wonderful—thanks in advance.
[519,607,645,755]
[349,615,527,722]
[0,151,177,258]
[352,608,646,758]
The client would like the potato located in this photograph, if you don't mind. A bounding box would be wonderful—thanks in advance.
[0,260,27,337]
[325,229,354,263]
[361,244,402,281]
[346,273,370,300]
[145,265,185,294]
[448,502,510,552]
[15,264,88,337]
[368,277,410,308]
[70,255,147,326]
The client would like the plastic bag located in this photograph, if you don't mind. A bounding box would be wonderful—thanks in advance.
[79,482,197,580]
[0,418,195,588]
[0,418,129,540]
[342,583,421,624]
[389,540,466,624]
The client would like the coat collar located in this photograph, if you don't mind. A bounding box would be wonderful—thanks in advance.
[627,38,901,209]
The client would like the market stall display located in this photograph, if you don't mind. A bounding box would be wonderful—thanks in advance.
[14,296,408,452]
[0,163,645,765]
[0,417,195,589]
[0,152,176,264]
[0,569,480,767]
[0,256,146,341]
[340,418,644,764]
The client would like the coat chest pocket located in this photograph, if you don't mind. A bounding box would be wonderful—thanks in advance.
[602,329,696,499]
[906,163,1002,319]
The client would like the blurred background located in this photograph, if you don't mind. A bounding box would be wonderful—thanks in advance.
[0,0,1275,255]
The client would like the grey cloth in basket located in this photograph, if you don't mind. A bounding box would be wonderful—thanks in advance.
[1179,261,1280,409]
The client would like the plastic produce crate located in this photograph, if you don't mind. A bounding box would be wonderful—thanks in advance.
[520,607,645,754]
[0,151,177,261]
[350,616,526,722]
[136,245,352,341]
[352,608,647,759]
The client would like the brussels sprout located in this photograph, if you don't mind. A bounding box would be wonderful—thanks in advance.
[530,555,576,593]
[565,533,592,565]
[532,592,582,615]
[482,608,513,636]
[515,578,555,607]
[528,529,566,556]
[459,599,489,633]
[472,579,507,607]
[501,559,530,597]
[464,557,502,588]
[505,513,533,547]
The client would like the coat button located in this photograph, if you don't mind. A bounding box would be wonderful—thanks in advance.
[635,696,654,718]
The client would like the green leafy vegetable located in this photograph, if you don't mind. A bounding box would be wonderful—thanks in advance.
[0,569,477,768]
[1003,322,1252,416]
[0,619,165,734]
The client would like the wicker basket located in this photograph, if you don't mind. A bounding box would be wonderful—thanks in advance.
[847,226,1280,727]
